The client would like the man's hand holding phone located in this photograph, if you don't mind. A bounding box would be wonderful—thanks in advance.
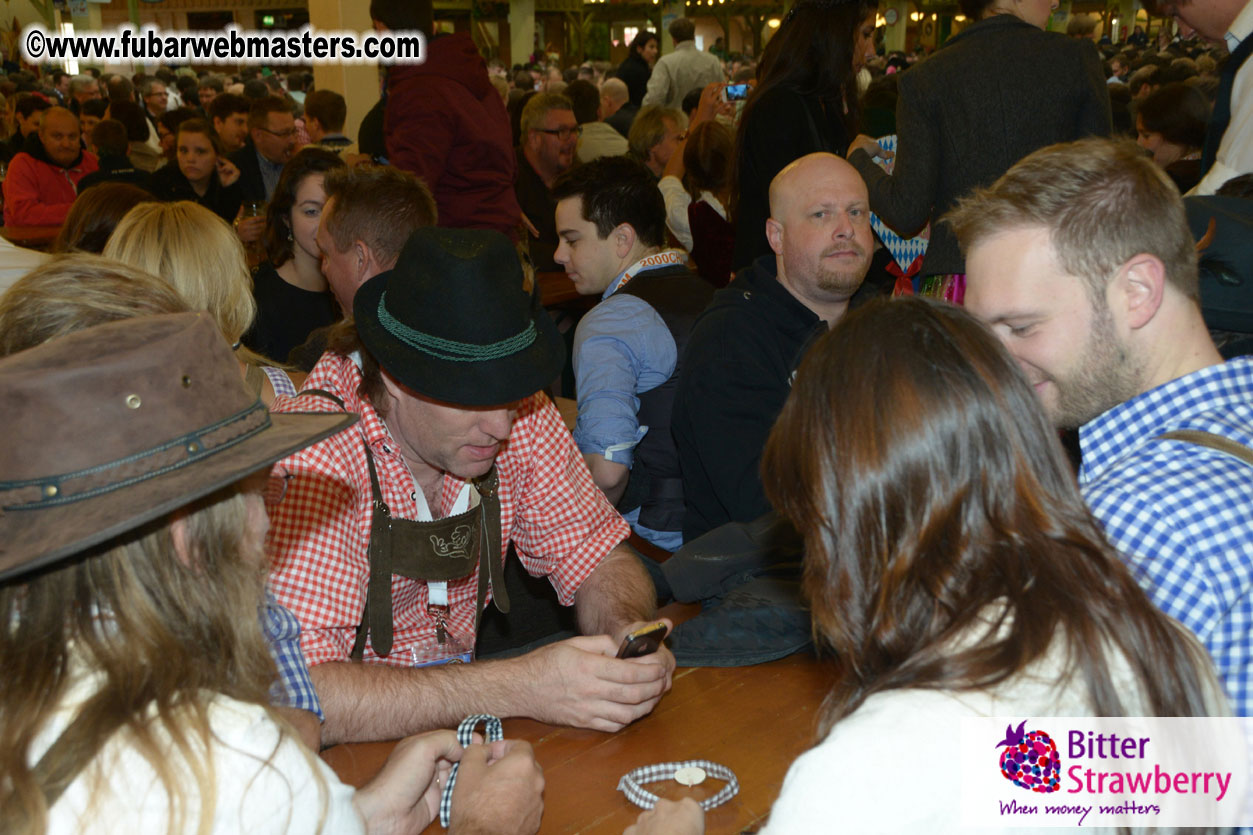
[615,618,676,695]
[514,620,675,732]
[616,621,669,658]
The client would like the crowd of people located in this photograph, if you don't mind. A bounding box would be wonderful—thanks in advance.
[1,0,1252,831]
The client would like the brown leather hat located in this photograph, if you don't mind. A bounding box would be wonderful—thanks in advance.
[0,312,356,582]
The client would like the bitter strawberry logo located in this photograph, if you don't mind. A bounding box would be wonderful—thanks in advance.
[996,720,1061,793]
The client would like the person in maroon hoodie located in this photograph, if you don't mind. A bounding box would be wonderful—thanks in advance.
[371,0,521,239]
[3,107,98,227]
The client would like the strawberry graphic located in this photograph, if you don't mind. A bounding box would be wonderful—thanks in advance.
[996,720,1061,793]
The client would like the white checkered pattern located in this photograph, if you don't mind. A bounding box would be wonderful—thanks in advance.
[266,352,630,667]
[1079,357,1253,715]
[617,760,739,811]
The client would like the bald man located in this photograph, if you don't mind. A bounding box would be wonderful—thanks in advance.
[672,153,875,540]
[603,77,639,138]
[2,107,98,227]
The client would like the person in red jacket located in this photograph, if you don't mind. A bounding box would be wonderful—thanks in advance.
[3,107,98,227]
[371,0,520,239]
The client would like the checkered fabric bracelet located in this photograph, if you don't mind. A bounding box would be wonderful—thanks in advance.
[617,760,740,811]
[439,714,504,828]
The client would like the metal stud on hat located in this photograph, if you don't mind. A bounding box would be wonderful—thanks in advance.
[0,312,356,581]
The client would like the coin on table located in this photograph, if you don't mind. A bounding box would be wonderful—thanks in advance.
[674,766,707,787]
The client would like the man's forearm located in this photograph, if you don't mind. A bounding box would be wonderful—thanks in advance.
[584,453,629,505]
[311,656,531,746]
[573,543,658,638]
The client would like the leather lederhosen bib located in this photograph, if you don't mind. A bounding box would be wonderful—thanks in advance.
[299,390,510,662]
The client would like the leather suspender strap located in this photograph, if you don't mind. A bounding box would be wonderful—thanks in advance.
[295,392,385,661]
[300,388,345,409]
[352,451,507,660]
[472,470,508,634]
[352,443,396,660]
[297,389,509,661]
[1157,430,1253,467]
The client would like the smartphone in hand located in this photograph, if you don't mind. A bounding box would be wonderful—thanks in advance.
[616,621,668,659]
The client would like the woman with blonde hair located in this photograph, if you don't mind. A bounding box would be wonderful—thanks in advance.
[0,256,545,835]
[0,253,189,355]
[102,200,302,404]
[0,255,324,751]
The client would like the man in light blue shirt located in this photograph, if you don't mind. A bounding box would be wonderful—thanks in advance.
[552,156,713,551]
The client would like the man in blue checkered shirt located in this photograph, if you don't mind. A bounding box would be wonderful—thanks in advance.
[954,138,1253,716]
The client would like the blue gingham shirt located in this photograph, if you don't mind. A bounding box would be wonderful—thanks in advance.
[1079,357,1253,716]
[262,588,324,720]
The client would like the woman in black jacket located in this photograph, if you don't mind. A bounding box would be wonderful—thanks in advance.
[730,0,879,273]
[846,0,1110,281]
[148,118,242,224]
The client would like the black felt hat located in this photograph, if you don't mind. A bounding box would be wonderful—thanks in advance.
[353,227,565,406]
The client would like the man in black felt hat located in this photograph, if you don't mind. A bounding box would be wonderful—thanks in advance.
[267,226,675,746]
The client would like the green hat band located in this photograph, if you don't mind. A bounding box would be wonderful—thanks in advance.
[377,291,538,362]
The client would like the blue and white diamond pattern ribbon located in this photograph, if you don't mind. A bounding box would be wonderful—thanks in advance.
[868,134,930,272]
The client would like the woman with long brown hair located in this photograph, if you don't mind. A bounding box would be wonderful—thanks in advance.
[628,297,1225,833]
[243,146,344,364]
[730,0,879,273]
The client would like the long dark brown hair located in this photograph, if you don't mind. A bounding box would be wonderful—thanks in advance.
[762,297,1215,736]
[263,146,346,267]
[731,0,876,221]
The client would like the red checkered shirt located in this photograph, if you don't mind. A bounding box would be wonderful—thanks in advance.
[267,352,630,667]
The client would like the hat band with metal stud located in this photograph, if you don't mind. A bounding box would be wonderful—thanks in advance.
[0,400,270,512]
[377,291,538,363]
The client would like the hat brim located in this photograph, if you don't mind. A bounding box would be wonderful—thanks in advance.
[0,410,356,583]
[353,274,566,407]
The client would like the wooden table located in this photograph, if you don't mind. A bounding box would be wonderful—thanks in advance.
[322,652,832,834]
[1,225,60,250]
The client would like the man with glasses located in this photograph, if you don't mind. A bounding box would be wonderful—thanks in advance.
[140,78,169,151]
[515,93,581,270]
[229,95,297,206]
